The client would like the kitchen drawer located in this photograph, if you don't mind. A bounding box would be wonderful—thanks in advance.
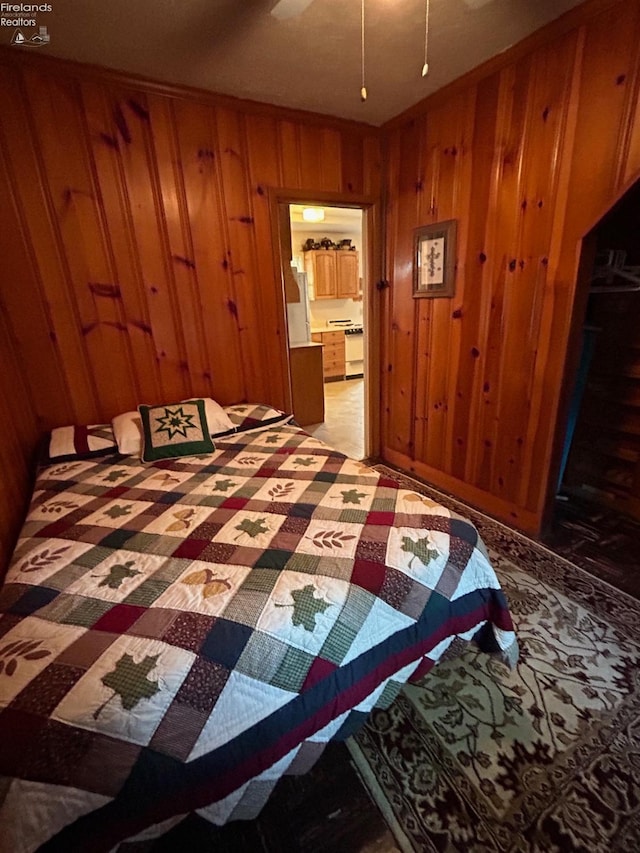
[321,331,346,345]
[323,356,345,370]
[323,359,345,377]
[323,345,343,360]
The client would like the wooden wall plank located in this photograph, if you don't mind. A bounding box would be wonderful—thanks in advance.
[171,98,248,404]
[0,115,72,430]
[277,121,302,188]
[147,95,212,400]
[23,71,143,421]
[215,106,272,403]
[0,305,37,576]
[451,72,501,484]
[386,119,422,458]
[92,84,186,407]
[244,113,290,410]
[0,72,98,425]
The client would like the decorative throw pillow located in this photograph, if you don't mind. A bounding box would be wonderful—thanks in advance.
[223,403,293,435]
[46,424,118,463]
[113,398,235,456]
[138,399,215,462]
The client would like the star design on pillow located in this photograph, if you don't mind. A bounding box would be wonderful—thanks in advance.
[155,406,198,440]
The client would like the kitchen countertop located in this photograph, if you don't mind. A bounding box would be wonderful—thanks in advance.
[289,341,324,349]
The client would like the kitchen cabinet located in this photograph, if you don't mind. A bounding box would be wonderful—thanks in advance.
[289,343,324,425]
[311,330,345,381]
[335,250,360,298]
[304,250,359,300]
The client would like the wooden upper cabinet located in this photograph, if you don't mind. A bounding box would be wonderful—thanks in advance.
[309,250,337,298]
[336,250,359,298]
[304,249,359,300]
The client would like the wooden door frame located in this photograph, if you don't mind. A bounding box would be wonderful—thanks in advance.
[541,168,640,534]
[268,187,383,459]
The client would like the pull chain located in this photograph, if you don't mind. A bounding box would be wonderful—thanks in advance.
[360,0,367,101]
[422,0,430,77]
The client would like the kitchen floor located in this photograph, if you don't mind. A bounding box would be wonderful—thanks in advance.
[308,378,364,460]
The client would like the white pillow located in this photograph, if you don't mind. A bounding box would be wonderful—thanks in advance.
[112,411,143,456]
[112,398,235,456]
[184,398,235,436]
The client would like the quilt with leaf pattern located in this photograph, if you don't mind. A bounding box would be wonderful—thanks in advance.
[0,405,517,852]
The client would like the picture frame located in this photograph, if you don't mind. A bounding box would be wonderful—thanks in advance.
[413,219,457,298]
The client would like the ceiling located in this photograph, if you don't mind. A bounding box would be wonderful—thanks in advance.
[290,205,363,232]
[15,0,584,125]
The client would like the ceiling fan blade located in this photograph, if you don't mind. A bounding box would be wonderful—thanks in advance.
[270,0,315,20]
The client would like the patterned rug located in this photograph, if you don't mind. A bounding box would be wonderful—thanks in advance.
[347,466,640,853]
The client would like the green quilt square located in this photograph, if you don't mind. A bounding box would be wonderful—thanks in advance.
[321,586,375,664]
[235,631,288,683]
[241,567,280,594]
[64,597,113,627]
[123,578,169,606]
[271,645,315,692]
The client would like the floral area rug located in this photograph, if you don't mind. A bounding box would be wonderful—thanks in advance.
[347,465,640,852]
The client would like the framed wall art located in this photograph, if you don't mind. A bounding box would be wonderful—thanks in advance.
[413,219,457,298]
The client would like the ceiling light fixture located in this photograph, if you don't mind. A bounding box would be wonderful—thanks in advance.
[302,207,325,223]
[422,0,430,77]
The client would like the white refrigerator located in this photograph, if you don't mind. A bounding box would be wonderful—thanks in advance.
[286,271,312,344]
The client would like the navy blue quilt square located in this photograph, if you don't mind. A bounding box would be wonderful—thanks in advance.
[449,517,478,547]
[158,492,184,505]
[9,586,59,616]
[200,619,253,669]
[290,503,314,519]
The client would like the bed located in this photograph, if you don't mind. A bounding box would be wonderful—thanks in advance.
[0,400,517,852]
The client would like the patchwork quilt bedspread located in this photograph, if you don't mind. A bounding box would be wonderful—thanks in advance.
[0,405,517,852]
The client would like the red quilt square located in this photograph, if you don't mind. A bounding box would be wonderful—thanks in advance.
[101,486,129,500]
[366,511,396,526]
[351,559,386,595]
[172,539,209,560]
[221,497,249,511]
[38,519,74,539]
[93,604,146,633]
[253,464,275,476]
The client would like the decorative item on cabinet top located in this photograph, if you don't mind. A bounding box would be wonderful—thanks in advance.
[303,237,356,251]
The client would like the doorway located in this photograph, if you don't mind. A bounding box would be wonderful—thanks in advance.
[543,178,640,596]
[285,202,369,460]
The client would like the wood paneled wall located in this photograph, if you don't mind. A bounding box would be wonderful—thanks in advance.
[2,0,639,569]
[0,52,381,572]
[380,0,640,533]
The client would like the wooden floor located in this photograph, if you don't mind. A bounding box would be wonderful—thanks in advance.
[542,492,640,599]
[134,743,399,853]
